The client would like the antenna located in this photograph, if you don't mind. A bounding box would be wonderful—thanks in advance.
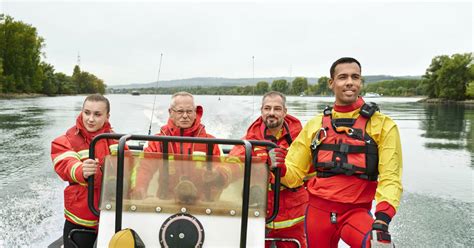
[77,52,81,66]
[148,53,164,135]
[252,55,255,116]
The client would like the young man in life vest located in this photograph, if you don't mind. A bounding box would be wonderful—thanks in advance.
[229,91,308,248]
[271,57,403,247]
[130,92,232,203]
[51,94,118,248]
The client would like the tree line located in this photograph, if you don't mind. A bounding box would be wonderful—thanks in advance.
[0,15,105,95]
[118,53,473,100]
[1,15,472,100]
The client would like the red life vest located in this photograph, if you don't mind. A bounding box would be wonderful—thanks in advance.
[311,103,379,181]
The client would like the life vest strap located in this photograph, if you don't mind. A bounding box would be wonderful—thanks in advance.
[318,143,365,153]
[315,161,378,181]
[316,163,378,181]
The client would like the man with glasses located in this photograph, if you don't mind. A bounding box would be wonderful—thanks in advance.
[229,91,308,248]
[130,92,229,203]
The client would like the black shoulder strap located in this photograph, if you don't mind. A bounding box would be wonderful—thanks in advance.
[360,102,379,118]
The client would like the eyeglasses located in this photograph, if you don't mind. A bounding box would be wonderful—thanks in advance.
[171,108,195,116]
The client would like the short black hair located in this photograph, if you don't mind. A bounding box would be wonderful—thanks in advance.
[330,57,362,79]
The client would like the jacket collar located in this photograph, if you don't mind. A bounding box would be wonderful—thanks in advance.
[75,114,112,142]
[333,97,365,113]
[247,114,300,142]
[161,105,205,136]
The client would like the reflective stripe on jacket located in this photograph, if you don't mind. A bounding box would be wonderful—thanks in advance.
[229,114,308,229]
[132,105,227,198]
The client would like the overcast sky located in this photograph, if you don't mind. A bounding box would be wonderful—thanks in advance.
[2,1,472,85]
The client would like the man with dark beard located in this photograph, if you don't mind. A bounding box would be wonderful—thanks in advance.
[229,91,308,248]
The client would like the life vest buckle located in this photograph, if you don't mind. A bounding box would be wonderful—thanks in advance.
[360,102,379,118]
[341,163,355,175]
[323,106,332,116]
[339,143,349,153]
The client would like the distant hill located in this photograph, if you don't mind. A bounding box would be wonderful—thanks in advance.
[108,75,421,89]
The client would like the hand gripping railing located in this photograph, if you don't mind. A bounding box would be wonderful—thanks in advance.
[87,133,126,217]
[87,133,281,248]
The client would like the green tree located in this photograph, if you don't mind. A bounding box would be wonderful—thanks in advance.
[364,79,422,96]
[316,76,330,95]
[55,72,75,94]
[255,81,269,94]
[72,65,105,94]
[0,59,4,92]
[423,53,473,100]
[0,15,44,93]
[271,79,289,94]
[40,62,58,95]
[291,77,308,95]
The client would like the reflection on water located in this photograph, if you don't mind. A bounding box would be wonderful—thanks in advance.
[420,104,473,167]
[0,95,472,247]
[422,104,467,143]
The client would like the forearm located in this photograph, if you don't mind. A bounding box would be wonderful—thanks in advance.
[375,123,403,221]
[52,139,86,184]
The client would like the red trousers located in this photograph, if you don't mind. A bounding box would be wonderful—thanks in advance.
[266,221,307,248]
[306,196,373,248]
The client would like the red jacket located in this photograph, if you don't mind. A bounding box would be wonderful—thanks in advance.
[229,114,309,230]
[134,106,223,200]
[51,115,117,229]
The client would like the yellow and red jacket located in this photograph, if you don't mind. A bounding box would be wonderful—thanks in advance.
[51,114,118,229]
[282,97,403,221]
[229,114,309,230]
[133,106,229,199]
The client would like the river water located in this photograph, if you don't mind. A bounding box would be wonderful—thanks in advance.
[0,95,472,247]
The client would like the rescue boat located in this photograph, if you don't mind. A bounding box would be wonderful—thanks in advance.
[51,133,288,247]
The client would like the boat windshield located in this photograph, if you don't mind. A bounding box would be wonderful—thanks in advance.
[99,151,268,217]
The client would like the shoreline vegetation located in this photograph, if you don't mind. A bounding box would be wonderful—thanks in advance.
[1,14,472,102]
[2,92,474,106]
[417,98,474,105]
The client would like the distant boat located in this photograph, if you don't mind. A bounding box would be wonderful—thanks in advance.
[364,92,381,98]
[131,90,140,96]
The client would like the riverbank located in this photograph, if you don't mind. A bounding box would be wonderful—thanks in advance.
[418,98,474,105]
[0,93,47,99]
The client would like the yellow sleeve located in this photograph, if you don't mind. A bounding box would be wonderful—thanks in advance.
[368,113,403,211]
[281,115,323,188]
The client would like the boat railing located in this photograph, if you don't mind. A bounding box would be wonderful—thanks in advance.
[87,133,281,248]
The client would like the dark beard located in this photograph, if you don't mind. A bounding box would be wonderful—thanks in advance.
[265,118,283,129]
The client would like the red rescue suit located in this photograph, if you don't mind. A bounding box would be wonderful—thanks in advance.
[133,106,229,200]
[291,98,402,248]
[230,114,308,248]
[51,115,117,229]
